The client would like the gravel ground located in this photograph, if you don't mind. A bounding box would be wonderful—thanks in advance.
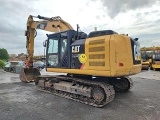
[0,69,160,120]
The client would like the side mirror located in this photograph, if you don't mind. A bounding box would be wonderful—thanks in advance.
[134,38,139,41]
[43,40,47,47]
[25,30,27,36]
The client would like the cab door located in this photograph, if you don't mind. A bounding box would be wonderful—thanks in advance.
[59,32,69,68]
[46,34,61,68]
[46,32,70,68]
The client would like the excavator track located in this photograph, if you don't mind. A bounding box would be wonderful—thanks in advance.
[35,75,115,107]
[110,77,133,92]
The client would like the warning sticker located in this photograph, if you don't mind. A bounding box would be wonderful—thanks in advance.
[78,54,87,63]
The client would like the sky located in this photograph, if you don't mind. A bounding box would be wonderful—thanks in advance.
[0,0,160,55]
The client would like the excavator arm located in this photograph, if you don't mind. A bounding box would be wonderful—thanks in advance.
[20,15,74,82]
[25,15,73,67]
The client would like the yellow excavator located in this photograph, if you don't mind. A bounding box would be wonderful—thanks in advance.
[19,15,141,107]
[140,47,152,70]
[140,46,160,71]
[150,46,160,70]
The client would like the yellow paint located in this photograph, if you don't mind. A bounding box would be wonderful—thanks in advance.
[84,36,110,71]
[47,68,111,76]
[152,63,160,69]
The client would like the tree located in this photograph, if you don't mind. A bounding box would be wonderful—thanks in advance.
[0,59,5,69]
[0,48,9,60]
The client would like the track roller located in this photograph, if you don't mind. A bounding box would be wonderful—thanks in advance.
[91,86,106,104]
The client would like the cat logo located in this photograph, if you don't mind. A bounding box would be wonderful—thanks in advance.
[39,24,45,29]
[37,23,47,30]
[72,46,80,53]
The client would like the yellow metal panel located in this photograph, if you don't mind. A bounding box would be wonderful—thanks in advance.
[109,34,141,76]
[152,64,160,69]
[47,68,111,77]
[84,36,110,71]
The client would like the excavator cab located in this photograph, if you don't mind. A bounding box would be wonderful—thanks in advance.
[45,30,87,69]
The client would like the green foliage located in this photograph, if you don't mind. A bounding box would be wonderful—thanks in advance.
[0,48,9,60]
[0,59,5,69]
